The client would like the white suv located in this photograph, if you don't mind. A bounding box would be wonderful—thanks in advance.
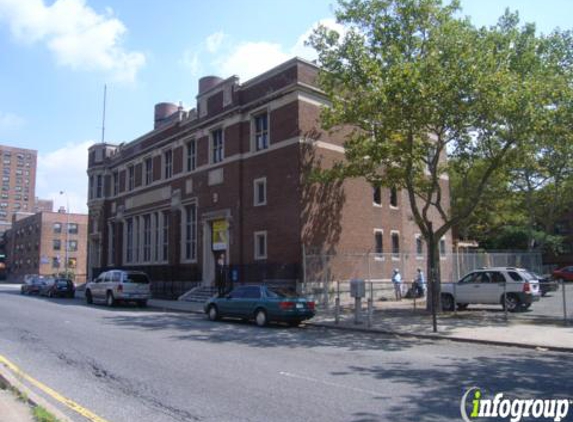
[441,267,541,312]
[85,270,151,307]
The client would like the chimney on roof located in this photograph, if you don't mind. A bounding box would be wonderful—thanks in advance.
[58,206,66,214]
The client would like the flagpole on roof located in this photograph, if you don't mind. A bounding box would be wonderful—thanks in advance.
[101,84,107,144]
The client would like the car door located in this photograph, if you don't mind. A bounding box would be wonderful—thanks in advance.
[236,286,262,318]
[217,287,246,317]
[479,271,504,304]
[455,272,481,304]
[92,272,107,299]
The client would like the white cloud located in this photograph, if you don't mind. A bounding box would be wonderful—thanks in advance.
[217,41,291,81]
[36,140,92,214]
[0,0,145,83]
[0,111,25,130]
[207,18,346,82]
[205,31,226,54]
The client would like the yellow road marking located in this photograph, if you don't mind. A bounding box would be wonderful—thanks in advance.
[0,354,109,422]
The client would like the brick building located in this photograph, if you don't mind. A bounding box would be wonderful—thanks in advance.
[0,145,37,235]
[5,210,88,283]
[86,58,452,292]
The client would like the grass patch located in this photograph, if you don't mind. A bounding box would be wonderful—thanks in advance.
[33,405,61,422]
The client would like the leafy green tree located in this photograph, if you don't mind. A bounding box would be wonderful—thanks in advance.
[308,0,571,313]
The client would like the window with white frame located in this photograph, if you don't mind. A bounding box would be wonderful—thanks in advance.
[211,129,224,163]
[183,204,197,261]
[253,177,266,206]
[254,231,267,260]
[374,230,383,258]
[96,174,103,198]
[373,185,382,206]
[162,211,170,261]
[143,214,151,261]
[391,231,400,259]
[186,139,197,171]
[253,112,269,151]
[126,218,133,263]
[440,237,446,257]
[153,212,160,262]
[112,171,119,196]
[164,150,173,179]
[390,186,398,208]
[145,157,153,185]
[416,235,424,258]
[128,165,135,191]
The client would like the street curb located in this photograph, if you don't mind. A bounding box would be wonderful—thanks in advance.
[307,321,573,353]
[0,361,74,422]
[147,302,573,354]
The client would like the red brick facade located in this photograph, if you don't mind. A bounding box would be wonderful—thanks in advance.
[87,58,452,291]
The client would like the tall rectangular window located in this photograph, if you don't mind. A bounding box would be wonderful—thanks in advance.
[153,212,160,262]
[96,175,103,198]
[440,237,446,257]
[68,223,78,234]
[373,186,381,206]
[254,112,269,151]
[109,224,116,265]
[254,231,267,260]
[143,214,151,261]
[53,223,62,234]
[67,240,78,252]
[254,177,266,206]
[390,186,398,207]
[416,235,424,258]
[391,231,400,258]
[184,204,197,261]
[186,139,197,171]
[162,211,170,261]
[164,150,173,179]
[126,218,133,263]
[374,230,383,255]
[112,171,119,196]
[211,129,223,163]
[145,157,153,185]
[134,216,140,263]
[128,165,135,191]
[53,239,61,251]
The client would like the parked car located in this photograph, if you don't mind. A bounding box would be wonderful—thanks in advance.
[40,278,75,298]
[441,267,541,312]
[204,285,316,327]
[20,276,47,295]
[528,272,558,297]
[85,270,151,307]
[552,266,573,282]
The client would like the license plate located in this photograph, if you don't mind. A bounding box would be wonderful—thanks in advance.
[296,303,303,309]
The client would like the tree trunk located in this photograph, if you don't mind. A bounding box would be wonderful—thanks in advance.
[426,224,442,314]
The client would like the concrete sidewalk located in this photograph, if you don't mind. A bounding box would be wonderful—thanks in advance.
[0,389,34,422]
[149,298,573,352]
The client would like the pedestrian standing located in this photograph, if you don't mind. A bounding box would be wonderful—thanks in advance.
[216,253,226,296]
[392,269,402,301]
[415,268,426,297]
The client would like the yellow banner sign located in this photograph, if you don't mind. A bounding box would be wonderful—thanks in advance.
[212,220,228,251]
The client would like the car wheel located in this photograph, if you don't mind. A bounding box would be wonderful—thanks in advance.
[137,300,147,307]
[502,294,520,312]
[69,292,75,299]
[48,291,53,298]
[85,290,93,304]
[106,292,115,307]
[521,303,531,310]
[288,320,301,327]
[207,305,219,321]
[457,303,468,311]
[254,309,267,327]
[441,294,455,312]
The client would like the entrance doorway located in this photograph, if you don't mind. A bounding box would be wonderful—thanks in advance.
[201,218,229,286]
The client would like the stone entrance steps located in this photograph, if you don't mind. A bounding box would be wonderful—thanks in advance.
[178,285,217,303]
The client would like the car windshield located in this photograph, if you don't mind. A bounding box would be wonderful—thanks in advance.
[520,271,536,281]
[266,287,299,298]
[125,273,150,284]
[56,280,69,287]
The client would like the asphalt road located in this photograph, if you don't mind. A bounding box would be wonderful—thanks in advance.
[0,284,572,422]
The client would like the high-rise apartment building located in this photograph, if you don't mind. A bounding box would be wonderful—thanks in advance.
[0,145,37,234]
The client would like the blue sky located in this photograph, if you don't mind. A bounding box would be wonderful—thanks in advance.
[0,0,571,213]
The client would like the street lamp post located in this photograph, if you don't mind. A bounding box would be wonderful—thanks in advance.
[60,191,69,277]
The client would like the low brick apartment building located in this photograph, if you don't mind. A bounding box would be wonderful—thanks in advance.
[87,57,452,293]
[5,210,88,284]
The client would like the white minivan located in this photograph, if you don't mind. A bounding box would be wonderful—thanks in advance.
[85,270,151,307]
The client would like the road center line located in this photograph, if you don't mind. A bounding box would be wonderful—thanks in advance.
[0,354,109,422]
[279,371,381,396]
